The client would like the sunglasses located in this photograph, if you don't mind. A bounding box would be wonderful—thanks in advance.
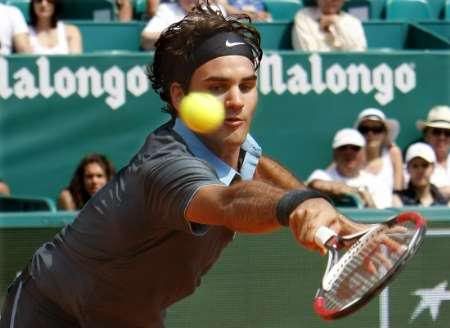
[358,125,386,135]
[336,145,362,152]
[430,128,450,137]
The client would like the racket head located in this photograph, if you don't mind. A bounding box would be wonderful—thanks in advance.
[313,211,427,320]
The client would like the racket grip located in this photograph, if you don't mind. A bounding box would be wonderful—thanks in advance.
[315,226,338,247]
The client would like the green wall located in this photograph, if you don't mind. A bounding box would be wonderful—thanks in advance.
[1,52,449,200]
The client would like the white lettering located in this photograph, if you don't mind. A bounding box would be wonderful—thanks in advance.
[310,54,326,94]
[103,66,125,110]
[13,68,39,99]
[127,66,148,97]
[36,57,54,98]
[0,57,13,98]
[373,64,393,105]
[54,67,76,98]
[287,64,311,94]
[75,67,103,98]
[326,64,346,94]
[395,63,416,94]
[259,53,287,94]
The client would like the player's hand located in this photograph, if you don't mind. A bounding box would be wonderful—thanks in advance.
[288,198,342,254]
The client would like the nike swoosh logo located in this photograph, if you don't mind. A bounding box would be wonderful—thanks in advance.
[225,40,245,47]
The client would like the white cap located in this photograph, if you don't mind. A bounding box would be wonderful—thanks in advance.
[332,128,366,149]
[416,105,450,131]
[405,142,436,163]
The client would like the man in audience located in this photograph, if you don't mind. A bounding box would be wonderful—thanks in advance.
[307,128,385,208]
[141,0,226,50]
[116,0,133,21]
[0,2,31,54]
[417,105,450,199]
[291,0,367,51]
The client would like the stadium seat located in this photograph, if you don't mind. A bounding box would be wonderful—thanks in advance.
[386,0,433,20]
[60,0,115,21]
[263,0,303,21]
[5,0,30,22]
[0,196,57,212]
[427,0,446,18]
[446,0,450,19]
[133,0,146,19]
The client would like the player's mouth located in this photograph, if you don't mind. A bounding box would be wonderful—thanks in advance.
[223,117,245,128]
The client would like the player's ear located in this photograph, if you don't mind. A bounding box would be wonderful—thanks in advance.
[170,82,185,114]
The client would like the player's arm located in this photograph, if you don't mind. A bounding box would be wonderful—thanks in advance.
[254,155,305,190]
[186,180,366,253]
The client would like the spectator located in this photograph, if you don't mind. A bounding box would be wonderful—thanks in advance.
[146,0,161,18]
[28,0,82,54]
[291,0,367,51]
[354,108,403,207]
[393,143,448,207]
[116,0,133,21]
[0,180,11,196]
[141,0,226,50]
[416,105,450,199]
[58,153,115,210]
[217,0,271,21]
[0,2,31,54]
[307,128,383,208]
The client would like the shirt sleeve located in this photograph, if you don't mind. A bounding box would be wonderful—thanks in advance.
[332,14,367,51]
[292,11,321,51]
[143,155,223,235]
[142,4,172,34]
[9,6,28,35]
[307,169,332,184]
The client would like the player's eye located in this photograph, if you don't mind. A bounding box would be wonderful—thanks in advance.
[239,82,256,93]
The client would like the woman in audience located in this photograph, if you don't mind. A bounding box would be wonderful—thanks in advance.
[58,153,115,210]
[416,105,450,199]
[28,0,82,54]
[393,143,448,207]
[354,108,403,207]
[291,0,367,51]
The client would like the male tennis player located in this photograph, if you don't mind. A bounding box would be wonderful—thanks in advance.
[0,3,366,327]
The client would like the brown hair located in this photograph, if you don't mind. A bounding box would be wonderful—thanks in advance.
[67,153,115,209]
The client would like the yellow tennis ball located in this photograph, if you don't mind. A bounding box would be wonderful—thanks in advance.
[179,92,225,134]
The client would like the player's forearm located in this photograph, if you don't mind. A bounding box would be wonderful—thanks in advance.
[254,156,305,190]
[187,180,285,233]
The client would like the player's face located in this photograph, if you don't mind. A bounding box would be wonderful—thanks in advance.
[83,163,108,196]
[407,158,434,188]
[334,145,365,177]
[188,55,258,156]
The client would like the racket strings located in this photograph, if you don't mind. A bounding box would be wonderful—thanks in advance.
[323,225,412,310]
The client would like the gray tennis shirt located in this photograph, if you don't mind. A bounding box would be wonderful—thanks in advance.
[29,119,261,327]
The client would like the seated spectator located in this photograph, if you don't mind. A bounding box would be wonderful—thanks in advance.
[58,153,115,210]
[0,180,11,196]
[0,2,31,54]
[217,0,271,21]
[146,0,161,18]
[291,0,367,51]
[393,143,448,207]
[354,108,403,207]
[307,128,384,208]
[28,0,82,54]
[141,0,226,50]
[416,105,450,199]
[116,0,133,21]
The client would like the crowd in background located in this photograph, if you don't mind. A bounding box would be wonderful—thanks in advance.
[1,0,450,210]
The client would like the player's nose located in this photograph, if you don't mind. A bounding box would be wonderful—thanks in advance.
[224,88,244,112]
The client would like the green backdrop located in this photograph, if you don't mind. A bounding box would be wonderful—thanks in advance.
[1,52,449,200]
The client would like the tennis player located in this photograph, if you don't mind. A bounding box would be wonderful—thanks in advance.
[0,3,367,327]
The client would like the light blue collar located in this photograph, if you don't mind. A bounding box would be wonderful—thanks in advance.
[173,119,261,185]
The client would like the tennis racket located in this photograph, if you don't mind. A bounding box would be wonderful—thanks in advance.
[313,211,427,320]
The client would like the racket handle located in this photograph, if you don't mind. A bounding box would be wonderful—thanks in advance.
[315,226,338,247]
